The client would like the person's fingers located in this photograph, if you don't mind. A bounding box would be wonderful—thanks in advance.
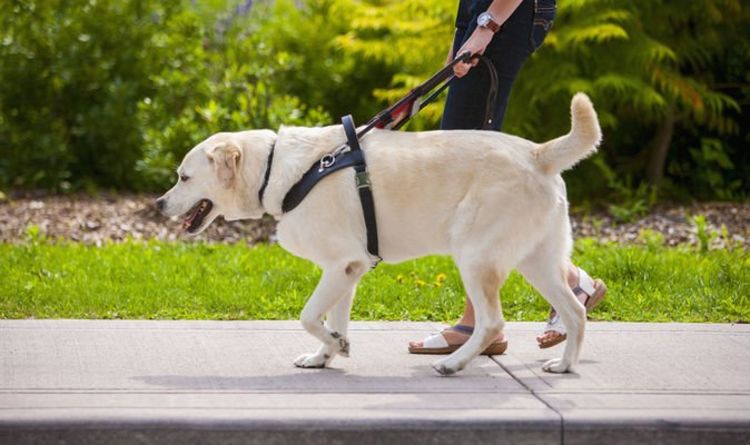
[453,62,470,77]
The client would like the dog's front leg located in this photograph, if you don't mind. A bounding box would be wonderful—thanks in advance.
[294,263,363,369]
[325,287,355,357]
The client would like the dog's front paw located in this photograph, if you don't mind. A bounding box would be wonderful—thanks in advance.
[431,358,460,376]
[294,353,328,369]
[542,357,572,373]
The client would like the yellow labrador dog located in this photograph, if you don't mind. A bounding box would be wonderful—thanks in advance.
[157,93,601,376]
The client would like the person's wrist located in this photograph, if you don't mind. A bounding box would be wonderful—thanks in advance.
[476,26,494,37]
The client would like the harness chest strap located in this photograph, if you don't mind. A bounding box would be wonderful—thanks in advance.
[341,115,380,264]
[259,115,381,266]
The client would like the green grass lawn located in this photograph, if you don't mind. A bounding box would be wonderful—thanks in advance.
[1,238,748,322]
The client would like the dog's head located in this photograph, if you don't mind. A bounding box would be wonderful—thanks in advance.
[155,130,276,235]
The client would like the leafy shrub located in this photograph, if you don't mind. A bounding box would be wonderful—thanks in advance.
[0,0,748,202]
[505,0,749,200]
[134,4,330,189]
[0,0,178,190]
[0,0,327,191]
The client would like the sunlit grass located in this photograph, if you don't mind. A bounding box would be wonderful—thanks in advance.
[1,239,748,322]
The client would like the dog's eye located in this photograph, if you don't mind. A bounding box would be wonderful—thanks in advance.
[180,174,189,182]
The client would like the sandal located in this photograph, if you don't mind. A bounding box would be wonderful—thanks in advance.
[537,267,607,349]
[408,324,508,356]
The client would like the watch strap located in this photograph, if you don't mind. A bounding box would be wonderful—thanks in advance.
[485,18,501,33]
[479,12,501,33]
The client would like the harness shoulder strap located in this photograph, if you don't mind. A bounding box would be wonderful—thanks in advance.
[282,151,363,212]
[342,115,381,264]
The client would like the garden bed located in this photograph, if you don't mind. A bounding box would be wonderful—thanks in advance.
[1,194,747,249]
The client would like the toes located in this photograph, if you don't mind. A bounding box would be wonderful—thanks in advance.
[537,332,560,345]
[293,354,308,368]
[294,353,326,369]
[432,358,462,376]
[432,362,457,376]
[542,358,570,373]
[542,358,559,372]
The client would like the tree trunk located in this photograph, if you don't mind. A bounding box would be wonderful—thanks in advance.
[646,106,676,187]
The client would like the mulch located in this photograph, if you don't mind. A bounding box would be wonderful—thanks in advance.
[0,194,747,249]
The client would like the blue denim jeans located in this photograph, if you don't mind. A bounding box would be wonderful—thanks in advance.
[441,0,556,131]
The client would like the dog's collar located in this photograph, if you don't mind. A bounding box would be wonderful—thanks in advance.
[257,142,275,210]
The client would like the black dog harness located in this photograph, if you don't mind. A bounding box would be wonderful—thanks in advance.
[258,115,381,265]
[257,53,498,268]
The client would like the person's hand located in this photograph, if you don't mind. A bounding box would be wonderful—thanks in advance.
[453,27,494,77]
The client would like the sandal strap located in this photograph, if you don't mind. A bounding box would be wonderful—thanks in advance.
[575,267,597,300]
[544,312,566,336]
[421,332,450,349]
[449,324,474,335]
[543,268,601,338]
[420,324,474,349]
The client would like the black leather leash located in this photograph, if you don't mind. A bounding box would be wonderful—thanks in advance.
[357,52,498,134]
[414,55,498,130]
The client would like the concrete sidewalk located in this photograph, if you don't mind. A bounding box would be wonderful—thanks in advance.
[0,320,748,444]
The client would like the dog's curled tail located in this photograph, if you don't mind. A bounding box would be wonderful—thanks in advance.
[532,93,602,174]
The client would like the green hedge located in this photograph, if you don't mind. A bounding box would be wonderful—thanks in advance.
[0,0,330,191]
[0,0,748,203]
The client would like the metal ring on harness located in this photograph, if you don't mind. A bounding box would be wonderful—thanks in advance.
[318,154,336,172]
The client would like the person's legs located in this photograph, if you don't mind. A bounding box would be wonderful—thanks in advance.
[441,0,537,131]
[412,0,534,353]
[409,262,594,352]
[410,0,604,354]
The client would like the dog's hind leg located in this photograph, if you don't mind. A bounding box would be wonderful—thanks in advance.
[294,261,366,369]
[517,239,586,373]
[433,261,505,376]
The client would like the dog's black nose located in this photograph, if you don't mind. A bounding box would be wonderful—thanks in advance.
[155,198,166,213]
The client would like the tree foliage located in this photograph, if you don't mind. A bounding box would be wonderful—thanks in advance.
[504,0,747,198]
[0,0,327,191]
[0,0,747,202]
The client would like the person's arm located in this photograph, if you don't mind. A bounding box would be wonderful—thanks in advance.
[452,0,524,77]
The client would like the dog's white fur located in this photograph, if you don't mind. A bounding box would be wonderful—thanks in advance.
[158,93,602,375]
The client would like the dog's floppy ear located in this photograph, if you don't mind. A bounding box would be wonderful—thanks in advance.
[207,142,242,187]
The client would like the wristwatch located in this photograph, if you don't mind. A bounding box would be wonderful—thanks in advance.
[477,11,501,32]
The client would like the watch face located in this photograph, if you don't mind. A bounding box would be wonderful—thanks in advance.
[478,12,490,26]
